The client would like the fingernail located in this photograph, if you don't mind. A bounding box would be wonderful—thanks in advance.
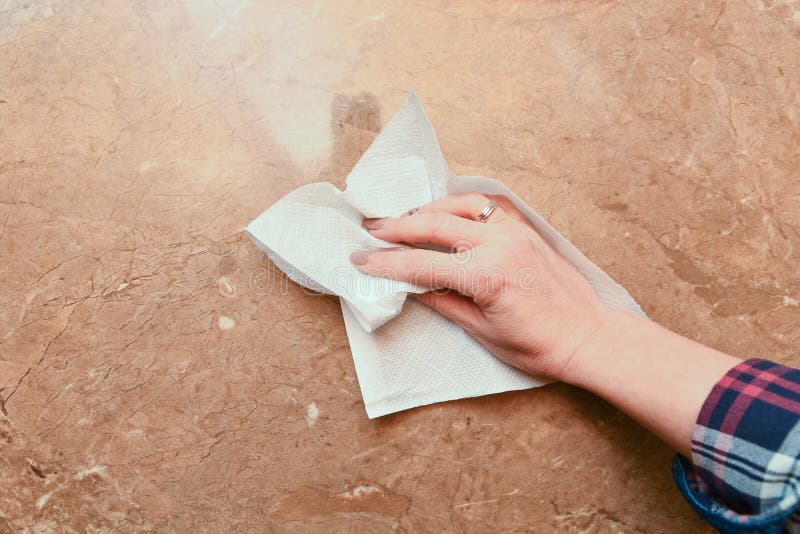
[350,250,372,265]
[362,217,386,230]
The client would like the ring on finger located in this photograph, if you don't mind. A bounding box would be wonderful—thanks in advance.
[476,200,498,223]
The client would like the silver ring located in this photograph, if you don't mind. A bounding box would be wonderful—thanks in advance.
[476,200,497,223]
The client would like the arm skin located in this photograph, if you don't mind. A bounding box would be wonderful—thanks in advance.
[562,309,738,458]
[351,192,739,458]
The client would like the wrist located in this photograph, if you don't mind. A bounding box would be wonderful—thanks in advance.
[556,307,740,455]
[559,308,650,389]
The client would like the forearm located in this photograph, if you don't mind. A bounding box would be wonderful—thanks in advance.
[563,310,740,458]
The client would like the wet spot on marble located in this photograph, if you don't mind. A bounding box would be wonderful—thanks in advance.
[331,93,381,133]
[326,93,382,180]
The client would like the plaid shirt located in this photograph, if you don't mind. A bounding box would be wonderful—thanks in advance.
[673,359,800,533]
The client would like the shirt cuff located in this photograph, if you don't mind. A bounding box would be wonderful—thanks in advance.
[673,455,796,533]
[673,358,800,532]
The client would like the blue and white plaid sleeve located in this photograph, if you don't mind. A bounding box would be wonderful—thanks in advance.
[673,359,800,533]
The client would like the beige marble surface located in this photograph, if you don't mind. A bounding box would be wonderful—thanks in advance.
[1,0,799,531]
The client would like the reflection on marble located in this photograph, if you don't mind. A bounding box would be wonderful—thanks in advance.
[1,0,798,531]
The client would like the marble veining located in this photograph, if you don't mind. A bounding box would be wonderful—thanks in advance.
[1,0,799,531]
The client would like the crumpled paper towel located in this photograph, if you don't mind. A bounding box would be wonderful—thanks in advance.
[246,92,645,418]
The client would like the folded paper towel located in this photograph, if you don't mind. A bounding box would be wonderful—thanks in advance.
[247,92,645,418]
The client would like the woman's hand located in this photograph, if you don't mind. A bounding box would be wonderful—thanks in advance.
[349,192,609,382]
[351,192,740,456]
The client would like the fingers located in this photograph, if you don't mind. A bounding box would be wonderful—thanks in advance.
[364,212,491,249]
[413,290,485,335]
[414,192,521,223]
[350,247,477,297]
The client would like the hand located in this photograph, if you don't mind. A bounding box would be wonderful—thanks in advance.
[351,192,740,455]
[349,192,610,381]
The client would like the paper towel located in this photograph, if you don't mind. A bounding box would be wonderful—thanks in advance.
[247,92,645,418]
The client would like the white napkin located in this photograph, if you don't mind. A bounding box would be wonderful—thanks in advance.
[247,92,645,418]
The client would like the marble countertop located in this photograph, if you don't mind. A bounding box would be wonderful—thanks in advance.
[1,0,799,531]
